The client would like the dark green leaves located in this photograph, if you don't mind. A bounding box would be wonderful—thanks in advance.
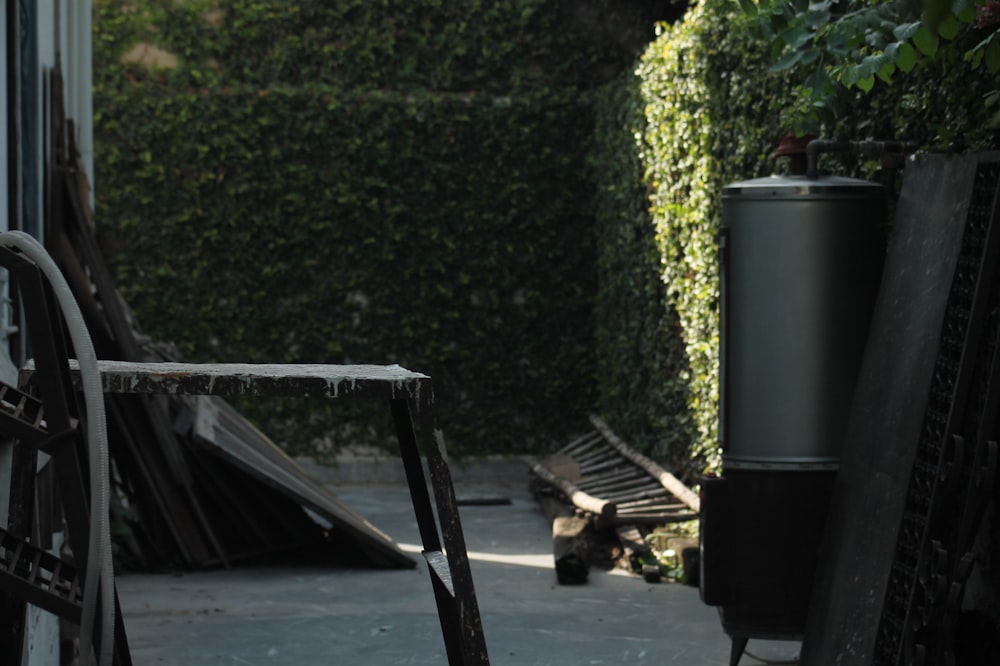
[912,24,940,57]
[893,21,922,41]
[755,0,1000,123]
[92,0,616,458]
[897,41,918,72]
[967,32,1000,74]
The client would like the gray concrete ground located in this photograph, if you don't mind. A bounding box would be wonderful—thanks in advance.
[116,461,801,665]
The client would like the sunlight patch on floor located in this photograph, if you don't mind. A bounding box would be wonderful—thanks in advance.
[398,543,554,569]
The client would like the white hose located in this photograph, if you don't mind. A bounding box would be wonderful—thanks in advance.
[0,231,114,666]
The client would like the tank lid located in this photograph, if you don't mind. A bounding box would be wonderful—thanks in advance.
[723,174,884,198]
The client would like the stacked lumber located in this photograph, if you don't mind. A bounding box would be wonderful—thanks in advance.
[531,415,699,525]
[40,69,413,570]
[530,415,699,583]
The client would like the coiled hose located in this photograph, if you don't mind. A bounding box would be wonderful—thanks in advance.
[0,231,114,666]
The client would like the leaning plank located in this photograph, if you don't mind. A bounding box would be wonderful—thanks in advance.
[49,144,222,567]
[529,459,616,519]
[191,396,416,570]
[589,415,701,513]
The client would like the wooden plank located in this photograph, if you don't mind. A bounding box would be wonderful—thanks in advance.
[553,516,590,585]
[578,475,657,495]
[557,431,604,457]
[46,142,222,568]
[801,154,982,664]
[589,415,701,513]
[602,486,673,502]
[192,396,416,569]
[106,395,202,565]
[611,512,697,525]
[529,459,616,519]
[23,359,430,403]
[575,467,646,488]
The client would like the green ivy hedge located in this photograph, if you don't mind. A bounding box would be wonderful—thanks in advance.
[95,0,999,469]
[590,74,696,473]
[590,2,793,474]
[92,0,645,457]
[592,0,1000,474]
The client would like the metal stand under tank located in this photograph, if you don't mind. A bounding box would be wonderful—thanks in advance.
[700,174,886,665]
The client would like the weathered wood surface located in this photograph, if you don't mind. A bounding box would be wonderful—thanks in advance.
[530,418,699,527]
[22,359,429,400]
[589,415,701,513]
[31,129,427,570]
[553,516,590,584]
[530,459,616,519]
[192,395,415,568]
[529,418,701,584]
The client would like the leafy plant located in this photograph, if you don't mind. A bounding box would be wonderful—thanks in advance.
[747,0,1000,131]
[591,74,697,471]
[92,0,638,458]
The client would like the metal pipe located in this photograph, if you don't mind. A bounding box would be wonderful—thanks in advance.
[0,230,114,666]
[806,139,919,179]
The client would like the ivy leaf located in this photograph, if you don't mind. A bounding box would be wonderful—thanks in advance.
[922,0,953,30]
[956,3,977,23]
[857,74,876,92]
[967,46,985,68]
[771,38,788,62]
[913,25,939,57]
[803,2,831,29]
[883,41,900,64]
[857,54,884,80]
[802,68,829,96]
[840,63,860,88]
[866,31,888,50]
[897,42,918,72]
[965,32,995,68]
[800,47,821,66]
[768,48,805,72]
[936,15,960,41]
[987,39,1000,74]
[893,21,921,41]
[877,61,896,83]
[780,24,814,49]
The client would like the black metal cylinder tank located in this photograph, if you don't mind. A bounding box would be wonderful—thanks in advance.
[719,175,886,468]
[702,174,887,660]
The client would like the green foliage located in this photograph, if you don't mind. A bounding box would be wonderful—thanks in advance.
[748,0,1000,135]
[591,75,696,473]
[591,0,1000,476]
[95,0,1000,473]
[96,0,631,92]
[92,0,637,457]
[625,2,793,472]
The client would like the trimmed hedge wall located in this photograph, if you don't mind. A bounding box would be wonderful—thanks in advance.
[590,74,695,473]
[592,0,1000,474]
[633,1,795,473]
[592,2,792,474]
[93,0,645,458]
[95,0,999,470]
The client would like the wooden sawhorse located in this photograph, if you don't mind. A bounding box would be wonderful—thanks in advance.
[26,359,491,666]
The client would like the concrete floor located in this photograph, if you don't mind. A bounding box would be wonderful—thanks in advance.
[116,477,801,665]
